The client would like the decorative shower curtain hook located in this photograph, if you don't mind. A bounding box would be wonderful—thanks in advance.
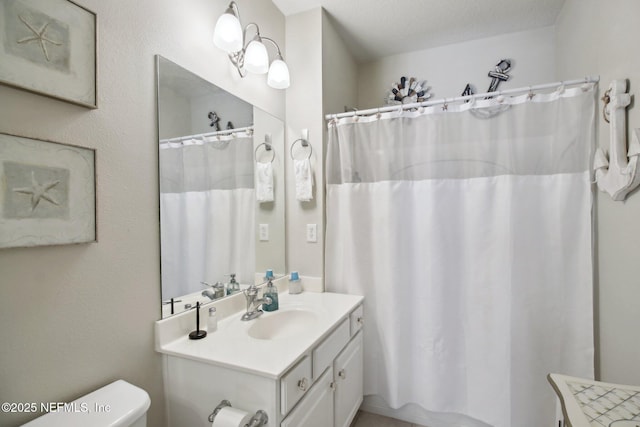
[527,87,535,100]
[442,99,449,111]
[376,108,382,119]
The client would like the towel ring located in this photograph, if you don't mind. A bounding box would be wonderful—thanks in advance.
[290,138,312,160]
[255,142,275,163]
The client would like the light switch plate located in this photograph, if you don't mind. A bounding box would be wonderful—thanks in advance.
[259,224,269,241]
[306,224,317,243]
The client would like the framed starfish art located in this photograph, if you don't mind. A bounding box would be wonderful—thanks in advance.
[0,0,96,108]
[0,133,96,248]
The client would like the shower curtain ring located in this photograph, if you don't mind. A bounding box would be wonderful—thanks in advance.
[376,108,382,119]
[527,87,535,100]
[442,99,449,111]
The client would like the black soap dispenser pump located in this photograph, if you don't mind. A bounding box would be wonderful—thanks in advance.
[188,302,207,340]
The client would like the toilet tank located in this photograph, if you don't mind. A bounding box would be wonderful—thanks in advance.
[21,380,150,427]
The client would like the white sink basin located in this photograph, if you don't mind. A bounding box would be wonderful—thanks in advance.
[248,309,318,340]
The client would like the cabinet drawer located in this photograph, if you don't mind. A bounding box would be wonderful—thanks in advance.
[313,318,349,380]
[281,367,334,427]
[350,305,364,336]
[281,355,312,415]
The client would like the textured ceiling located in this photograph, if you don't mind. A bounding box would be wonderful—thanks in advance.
[272,0,565,63]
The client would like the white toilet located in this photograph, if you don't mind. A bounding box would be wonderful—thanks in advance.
[22,379,150,427]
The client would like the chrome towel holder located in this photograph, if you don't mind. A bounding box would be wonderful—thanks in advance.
[290,137,312,160]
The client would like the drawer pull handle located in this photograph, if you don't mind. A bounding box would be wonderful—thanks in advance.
[357,316,364,325]
[338,369,346,379]
[330,381,336,391]
[297,378,309,391]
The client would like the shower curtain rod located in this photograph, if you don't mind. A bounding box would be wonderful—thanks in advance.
[160,125,254,144]
[325,76,600,120]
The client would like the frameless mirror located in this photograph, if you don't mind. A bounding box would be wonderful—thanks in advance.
[156,55,285,318]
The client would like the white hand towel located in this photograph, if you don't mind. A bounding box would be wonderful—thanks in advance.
[294,158,313,201]
[256,162,274,202]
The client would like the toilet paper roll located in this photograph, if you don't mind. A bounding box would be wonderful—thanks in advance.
[212,406,253,427]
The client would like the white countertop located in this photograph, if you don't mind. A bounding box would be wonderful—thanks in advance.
[156,291,363,379]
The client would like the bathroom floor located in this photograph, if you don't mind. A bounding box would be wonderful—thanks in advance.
[350,411,429,427]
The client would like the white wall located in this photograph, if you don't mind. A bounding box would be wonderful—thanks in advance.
[357,26,557,110]
[556,0,640,386]
[285,9,325,278]
[283,8,359,283]
[0,0,284,426]
[322,13,359,118]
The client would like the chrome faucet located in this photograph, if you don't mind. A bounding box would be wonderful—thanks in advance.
[241,284,272,321]
[201,289,215,300]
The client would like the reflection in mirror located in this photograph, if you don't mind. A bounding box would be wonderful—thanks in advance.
[156,56,285,318]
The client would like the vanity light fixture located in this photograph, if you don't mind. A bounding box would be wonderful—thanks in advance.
[213,2,290,89]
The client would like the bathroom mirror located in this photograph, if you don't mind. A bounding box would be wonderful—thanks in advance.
[156,55,285,318]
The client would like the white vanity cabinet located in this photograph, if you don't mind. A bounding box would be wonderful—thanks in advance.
[157,292,364,427]
[334,331,363,427]
[281,321,363,427]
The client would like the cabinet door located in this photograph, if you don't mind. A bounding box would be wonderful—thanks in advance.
[281,367,334,427]
[334,331,363,427]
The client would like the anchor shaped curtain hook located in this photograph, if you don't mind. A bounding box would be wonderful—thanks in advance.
[487,59,511,93]
[594,79,640,201]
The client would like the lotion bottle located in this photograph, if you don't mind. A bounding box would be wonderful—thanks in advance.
[262,278,279,312]
[227,273,240,295]
[289,271,302,294]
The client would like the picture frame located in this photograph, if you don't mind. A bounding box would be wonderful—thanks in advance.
[0,133,96,249]
[0,0,97,108]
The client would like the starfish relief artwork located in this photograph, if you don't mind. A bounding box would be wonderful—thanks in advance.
[0,133,95,248]
[4,162,70,220]
[3,0,71,72]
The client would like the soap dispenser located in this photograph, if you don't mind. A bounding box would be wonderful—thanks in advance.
[262,278,279,312]
[227,273,240,295]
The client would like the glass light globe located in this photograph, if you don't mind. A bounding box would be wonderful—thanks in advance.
[213,12,243,53]
[244,39,269,74]
[267,58,290,89]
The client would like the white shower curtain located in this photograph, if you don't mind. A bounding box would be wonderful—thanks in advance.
[325,87,596,427]
[160,132,255,299]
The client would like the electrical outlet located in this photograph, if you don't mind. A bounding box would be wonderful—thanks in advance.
[306,224,317,243]
[259,224,269,241]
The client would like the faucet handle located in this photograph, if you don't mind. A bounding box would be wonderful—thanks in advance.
[202,281,224,289]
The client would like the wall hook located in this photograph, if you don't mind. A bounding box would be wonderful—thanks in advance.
[594,79,640,201]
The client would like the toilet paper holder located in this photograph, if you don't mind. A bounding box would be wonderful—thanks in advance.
[208,399,269,427]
